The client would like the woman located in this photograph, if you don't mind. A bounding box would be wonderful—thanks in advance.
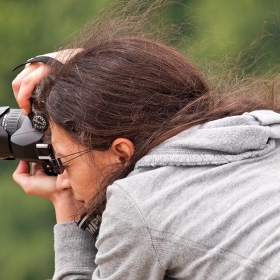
[12,2,280,280]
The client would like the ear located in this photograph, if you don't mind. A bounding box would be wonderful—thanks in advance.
[110,138,135,165]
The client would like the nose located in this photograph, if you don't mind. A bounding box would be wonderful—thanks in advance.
[56,171,71,191]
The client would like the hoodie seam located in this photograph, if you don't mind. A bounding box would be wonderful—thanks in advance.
[113,182,167,272]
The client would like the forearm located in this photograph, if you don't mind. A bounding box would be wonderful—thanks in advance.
[53,222,97,280]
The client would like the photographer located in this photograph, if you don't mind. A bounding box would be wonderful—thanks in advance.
[11,1,280,279]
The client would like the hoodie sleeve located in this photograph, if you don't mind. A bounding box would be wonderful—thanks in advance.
[53,222,97,280]
[92,183,166,280]
[52,184,166,280]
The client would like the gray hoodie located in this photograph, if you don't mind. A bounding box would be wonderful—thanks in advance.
[53,110,280,279]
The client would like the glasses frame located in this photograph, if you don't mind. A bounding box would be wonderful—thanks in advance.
[49,148,92,175]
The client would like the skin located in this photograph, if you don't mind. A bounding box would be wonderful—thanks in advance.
[12,49,82,115]
[12,50,135,223]
[13,122,134,223]
[12,62,48,115]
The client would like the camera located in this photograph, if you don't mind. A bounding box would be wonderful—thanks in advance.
[0,106,57,175]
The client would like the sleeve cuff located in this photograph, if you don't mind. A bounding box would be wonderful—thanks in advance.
[54,222,97,275]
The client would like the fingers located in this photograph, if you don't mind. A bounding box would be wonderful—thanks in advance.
[13,161,34,194]
[13,161,57,198]
[12,63,38,98]
[11,49,83,115]
[12,62,49,115]
[13,161,84,223]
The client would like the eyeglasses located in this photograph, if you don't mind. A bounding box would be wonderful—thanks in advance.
[49,148,92,175]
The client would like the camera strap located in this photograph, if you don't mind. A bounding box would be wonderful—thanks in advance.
[12,56,63,71]
[76,213,102,238]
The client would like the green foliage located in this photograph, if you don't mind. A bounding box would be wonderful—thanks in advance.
[187,0,280,72]
[0,0,280,279]
[0,161,55,279]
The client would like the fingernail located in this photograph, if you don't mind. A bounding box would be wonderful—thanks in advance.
[21,109,27,116]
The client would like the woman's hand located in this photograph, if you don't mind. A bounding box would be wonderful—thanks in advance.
[13,161,84,223]
[12,62,50,115]
[12,49,83,115]
[12,49,84,222]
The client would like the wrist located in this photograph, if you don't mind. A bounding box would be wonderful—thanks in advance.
[52,200,81,223]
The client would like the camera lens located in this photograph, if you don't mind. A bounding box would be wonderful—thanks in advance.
[0,108,25,135]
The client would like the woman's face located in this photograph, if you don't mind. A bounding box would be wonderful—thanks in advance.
[51,123,114,205]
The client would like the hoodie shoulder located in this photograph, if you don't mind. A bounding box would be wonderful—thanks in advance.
[136,110,280,168]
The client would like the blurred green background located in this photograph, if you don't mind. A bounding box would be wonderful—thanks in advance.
[0,1,279,279]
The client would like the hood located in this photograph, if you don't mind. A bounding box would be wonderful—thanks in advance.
[135,110,280,168]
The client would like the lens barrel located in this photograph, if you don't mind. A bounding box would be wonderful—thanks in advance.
[0,106,57,175]
[0,107,25,135]
[0,107,25,159]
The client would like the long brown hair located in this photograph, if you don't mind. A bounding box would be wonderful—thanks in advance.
[34,0,280,216]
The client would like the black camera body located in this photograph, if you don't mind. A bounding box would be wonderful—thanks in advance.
[0,106,57,175]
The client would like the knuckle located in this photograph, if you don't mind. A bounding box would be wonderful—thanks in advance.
[12,172,17,182]
[11,79,20,92]
[12,174,32,195]
[23,186,33,195]
[21,76,33,88]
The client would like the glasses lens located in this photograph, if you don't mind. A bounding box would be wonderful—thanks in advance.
[57,165,65,174]
[49,155,65,175]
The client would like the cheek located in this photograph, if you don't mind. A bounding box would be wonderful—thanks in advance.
[68,155,109,199]
[69,166,96,194]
